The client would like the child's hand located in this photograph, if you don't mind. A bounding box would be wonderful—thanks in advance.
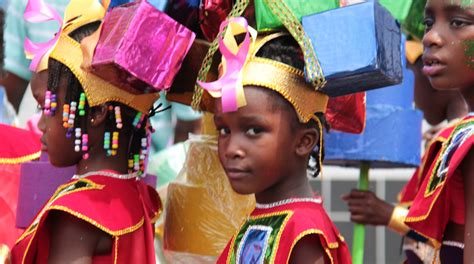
[341,190,394,226]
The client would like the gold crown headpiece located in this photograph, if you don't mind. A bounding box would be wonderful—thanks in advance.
[24,0,159,113]
[196,17,329,124]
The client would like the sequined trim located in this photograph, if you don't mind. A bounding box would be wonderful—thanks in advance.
[442,240,464,249]
[72,171,139,180]
[49,205,144,236]
[0,151,40,165]
[286,229,338,264]
[255,197,322,209]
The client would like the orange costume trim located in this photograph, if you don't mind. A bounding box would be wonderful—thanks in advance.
[11,173,161,264]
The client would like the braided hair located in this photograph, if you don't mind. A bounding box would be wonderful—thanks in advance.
[256,35,328,178]
[46,22,153,175]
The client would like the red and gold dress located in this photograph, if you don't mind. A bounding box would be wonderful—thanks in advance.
[11,172,161,264]
[217,197,351,264]
[405,115,474,244]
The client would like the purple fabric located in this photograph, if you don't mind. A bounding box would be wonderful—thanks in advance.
[16,160,75,228]
[404,249,423,264]
[440,245,463,263]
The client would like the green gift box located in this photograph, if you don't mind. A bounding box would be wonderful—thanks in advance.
[255,0,339,31]
[402,0,426,40]
[379,0,413,22]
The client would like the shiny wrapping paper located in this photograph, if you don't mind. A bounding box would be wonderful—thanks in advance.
[255,0,338,31]
[326,92,366,134]
[199,0,233,41]
[324,37,422,168]
[92,1,196,92]
[302,1,402,97]
[164,117,254,261]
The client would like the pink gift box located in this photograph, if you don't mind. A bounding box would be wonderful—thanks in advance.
[91,0,196,93]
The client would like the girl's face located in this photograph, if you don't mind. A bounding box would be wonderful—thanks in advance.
[32,72,82,167]
[423,0,474,91]
[213,87,299,196]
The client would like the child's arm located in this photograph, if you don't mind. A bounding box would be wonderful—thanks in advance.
[46,211,113,264]
[462,148,474,264]
[289,235,326,264]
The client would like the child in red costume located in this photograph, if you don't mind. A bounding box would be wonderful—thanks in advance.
[402,0,474,262]
[207,29,352,263]
[10,1,162,263]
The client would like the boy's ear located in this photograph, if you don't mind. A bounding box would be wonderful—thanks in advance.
[295,127,318,157]
[89,104,108,127]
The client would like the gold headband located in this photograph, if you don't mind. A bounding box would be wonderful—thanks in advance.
[225,32,328,123]
[50,34,159,113]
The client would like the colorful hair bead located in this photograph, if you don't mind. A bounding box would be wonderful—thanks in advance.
[115,106,123,129]
[82,134,89,159]
[111,131,119,156]
[128,158,134,171]
[133,154,140,172]
[132,112,142,128]
[78,93,86,116]
[103,132,111,156]
[44,91,51,115]
[68,101,77,128]
[62,104,70,128]
[50,94,57,115]
[74,128,81,152]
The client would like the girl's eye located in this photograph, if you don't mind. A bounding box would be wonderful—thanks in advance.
[423,17,434,28]
[246,127,263,136]
[451,19,470,28]
[218,127,230,136]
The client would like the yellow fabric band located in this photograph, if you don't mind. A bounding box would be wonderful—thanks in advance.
[242,57,329,123]
[388,205,410,235]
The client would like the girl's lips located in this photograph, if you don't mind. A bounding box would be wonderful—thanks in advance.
[422,64,446,77]
[225,168,251,180]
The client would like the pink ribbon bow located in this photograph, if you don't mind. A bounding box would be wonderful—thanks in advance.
[197,16,256,112]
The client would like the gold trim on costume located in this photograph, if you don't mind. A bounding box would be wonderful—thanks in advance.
[388,206,409,235]
[0,151,41,165]
[50,35,159,113]
[0,244,10,264]
[286,229,338,264]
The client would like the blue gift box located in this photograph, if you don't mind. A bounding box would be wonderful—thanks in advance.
[323,36,422,168]
[302,1,402,97]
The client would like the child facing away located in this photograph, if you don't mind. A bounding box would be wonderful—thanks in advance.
[208,32,352,263]
[10,1,162,263]
[401,0,474,263]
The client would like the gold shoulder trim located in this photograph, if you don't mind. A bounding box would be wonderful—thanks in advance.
[0,151,41,165]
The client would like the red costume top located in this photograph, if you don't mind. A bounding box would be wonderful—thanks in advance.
[11,173,161,264]
[217,197,351,264]
[0,124,41,249]
[405,115,474,243]
[398,124,452,206]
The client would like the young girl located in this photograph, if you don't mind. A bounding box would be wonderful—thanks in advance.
[403,0,474,262]
[10,2,161,263]
[200,29,351,263]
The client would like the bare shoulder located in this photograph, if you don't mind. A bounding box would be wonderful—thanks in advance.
[46,210,113,264]
[289,234,326,264]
